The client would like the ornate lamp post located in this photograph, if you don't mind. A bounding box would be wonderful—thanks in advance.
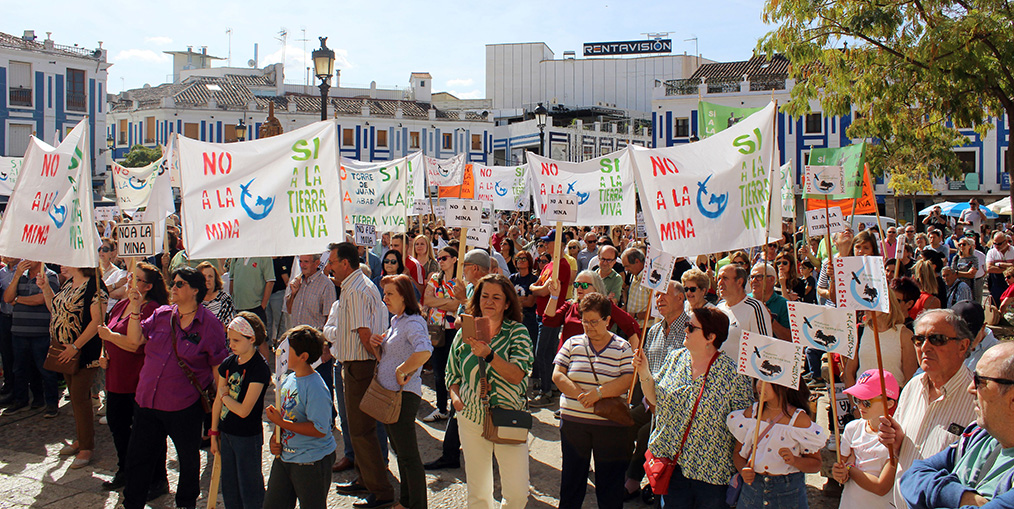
[312,37,336,121]
[235,119,247,141]
[534,102,548,156]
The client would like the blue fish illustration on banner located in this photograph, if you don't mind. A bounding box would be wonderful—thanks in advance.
[787,301,857,358]
[834,256,890,312]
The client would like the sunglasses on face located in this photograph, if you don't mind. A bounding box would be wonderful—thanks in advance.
[854,398,875,409]
[776,260,790,266]
[171,280,188,289]
[684,286,699,293]
[573,282,592,290]
[98,247,114,253]
[437,256,451,262]
[384,259,399,265]
[973,371,1014,390]
[911,333,961,347]
[684,323,701,334]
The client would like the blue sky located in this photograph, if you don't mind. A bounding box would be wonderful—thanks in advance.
[4,0,774,97]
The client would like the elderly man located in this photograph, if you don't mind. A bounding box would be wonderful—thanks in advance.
[986,232,1014,306]
[943,267,973,308]
[622,247,652,322]
[953,301,999,373]
[596,245,623,303]
[883,226,901,260]
[879,309,976,508]
[899,341,1014,508]
[960,198,987,234]
[576,231,598,272]
[747,263,791,341]
[715,264,771,357]
[904,224,918,247]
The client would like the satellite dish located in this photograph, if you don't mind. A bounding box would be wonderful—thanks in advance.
[247,59,256,68]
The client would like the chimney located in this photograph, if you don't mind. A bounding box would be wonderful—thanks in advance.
[22,30,36,42]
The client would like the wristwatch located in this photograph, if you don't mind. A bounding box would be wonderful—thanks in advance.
[483,351,495,363]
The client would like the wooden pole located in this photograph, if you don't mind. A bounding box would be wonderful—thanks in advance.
[826,358,842,463]
[543,221,564,317]
[206,450,222,509]
[825,196,836,306]
[748,381,768,467]
[870,323,898,464]
[273,375,282,444]
[456,227,469,278]
[626,287,658,404]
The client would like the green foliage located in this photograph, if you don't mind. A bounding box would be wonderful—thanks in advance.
[759,0,1014,195]
[121,145,163,168]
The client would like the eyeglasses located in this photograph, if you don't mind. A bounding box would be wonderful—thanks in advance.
[600,257,616,263]
[910,334,962,347]
[98,247,114,253]
[776,261,790,266]
[581,318,603,326]
[973,371,1014,390]
[748,274,768,280]
[383,259,399,265]
[684,323,701,334]
[573,282,592,290]
[568,246,578,251]
[854,398,874,409]
[437,256,451,262]
[684,286,699,293]
[171,280,188,289]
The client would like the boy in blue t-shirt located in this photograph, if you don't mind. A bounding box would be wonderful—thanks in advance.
[263,325,337,509]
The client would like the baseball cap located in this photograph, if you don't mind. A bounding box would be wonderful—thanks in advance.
[844,369,900,401]
[463,249,491,270]
[952,300,985,335]
[540,229,557,242]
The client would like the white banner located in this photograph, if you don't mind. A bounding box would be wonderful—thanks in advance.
[737,330,805,389]
[834,255,890,312]
[466,223,492,249]
[527,150,636,227]
[0,120,100,266]
[178,121,341,258]
[0,156,23,196]
[339,152,423,233]
[787,301,858,358]
[471,163,531,211]
[780,162,795,220]
[641,245,677,292]
[806,206,846,237]
[111,159,162,209]
[424,153,466,187]
[629,102,778,257]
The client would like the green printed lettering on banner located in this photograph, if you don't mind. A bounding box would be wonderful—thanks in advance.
[698,101,765,139]
[739,155,770,230]
[598,157,624,216]
[288,139,329,238]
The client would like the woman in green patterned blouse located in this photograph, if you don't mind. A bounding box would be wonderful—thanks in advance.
[446,273,534,509]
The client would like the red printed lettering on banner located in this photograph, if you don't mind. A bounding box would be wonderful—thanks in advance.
[659,219,695,241]
[203,152,233,175]
[30,192,54,212]
[21,224,49,244]
[205,219,240,240]
[540,163,558,176]
[42,155,59,177]
[650,156,679,177]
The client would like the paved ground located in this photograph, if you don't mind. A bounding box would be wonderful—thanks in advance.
[0,372,843,508]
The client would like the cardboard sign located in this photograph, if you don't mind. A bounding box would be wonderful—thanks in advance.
[444,199,484,228]
[641,245,677,292]
[787,301,858,358]
[412,199,429,216]
[466,223,492,250]
[116,222,155,257]
[275,338,289,379]
[542,194,578,223]
[354,223,377,248]
[636,211,646,239]
[834,256,890,312]
[95,206,120,221]
[803,164,846,195]
[737,330,806,389]
[806,206,847,237]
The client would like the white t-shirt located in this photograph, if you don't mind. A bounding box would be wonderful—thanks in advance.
[839,419,896,508]
[717,296,772,358]
[103,265,128,312]
[960,208,985,233]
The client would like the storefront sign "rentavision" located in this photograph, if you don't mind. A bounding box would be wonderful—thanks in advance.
[583,39,672,56]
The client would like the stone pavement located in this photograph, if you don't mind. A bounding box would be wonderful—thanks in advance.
[0,374,842,508]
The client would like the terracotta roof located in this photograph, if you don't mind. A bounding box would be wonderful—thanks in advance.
[226,74,275,87]
[0,31,101,60]
[690,54,789,81]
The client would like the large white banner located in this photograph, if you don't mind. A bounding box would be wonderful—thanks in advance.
[178,121,341,258]
[111,159,163,209]
[424,153,465,187]
[0,120,100,266]
[527,150,636,226]
[780,162,795,220]
[0,156,23,196]
[340,152,423,233]
[629,102,778,257]
[471,163,531,211]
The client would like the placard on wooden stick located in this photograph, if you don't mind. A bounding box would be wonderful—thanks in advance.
[806,206,847,237]
[542,194,578,223]
[354,223,377,248]
[116,222,155,257]
[444,199,484,228]
[803,165,846,195]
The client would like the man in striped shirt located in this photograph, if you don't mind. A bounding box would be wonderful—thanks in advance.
[323,242,394,507]
[715,263,771,358]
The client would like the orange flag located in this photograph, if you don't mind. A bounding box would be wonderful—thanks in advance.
[438,164,475,199]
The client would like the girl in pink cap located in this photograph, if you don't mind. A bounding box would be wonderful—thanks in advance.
[832,368,901,507]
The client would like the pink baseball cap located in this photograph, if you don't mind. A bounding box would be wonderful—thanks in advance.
[844,369,900,401]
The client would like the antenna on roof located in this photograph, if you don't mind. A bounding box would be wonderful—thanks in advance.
[276,28,288,83]
[226,28,233,67]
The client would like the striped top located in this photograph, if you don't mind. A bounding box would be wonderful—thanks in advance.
[445,320,533,425]
[554,333,633,425]
[286,270,337,331]
[644,313,688,376]
[11,269,59,336]
[717,296,771,358]
[324,268,386,362]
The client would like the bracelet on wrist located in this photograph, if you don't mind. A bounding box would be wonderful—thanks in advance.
[208,430,220,437]
[70,343,79,351]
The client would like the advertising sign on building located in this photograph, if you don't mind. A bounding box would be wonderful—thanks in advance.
[583,39,672,56]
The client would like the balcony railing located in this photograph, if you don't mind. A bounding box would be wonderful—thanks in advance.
[67,91,86,112]
[9,87,31,107]
[749,75,788,92]
[707,77,742,94]
[664,78,699,96]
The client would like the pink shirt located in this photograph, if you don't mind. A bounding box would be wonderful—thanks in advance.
[105,299,159,394]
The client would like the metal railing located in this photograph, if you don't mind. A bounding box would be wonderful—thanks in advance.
[9,88,31,107]
[664,78,699,96]
[707,77,742,94]
[67,91,87,111]
[749,75,787,92]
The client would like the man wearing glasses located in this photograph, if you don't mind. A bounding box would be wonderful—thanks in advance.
[878,309,976,508]
[959,198,988,235]
[899,341,1014,508]
[576,232,598,272]
[985,233,1014,306]
[595,245,623,304]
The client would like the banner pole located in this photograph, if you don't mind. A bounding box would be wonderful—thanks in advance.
[273,375,282,444]
[206,451,222,509]
[824,196,836,306]
[870,322,898,464]
[827,357,842,463]
[748,381,768,468]
[625,286,656,404]
[543,220,564,317]
[456,227,469,278]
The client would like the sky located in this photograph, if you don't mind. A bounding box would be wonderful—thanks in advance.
[4,0,775,98]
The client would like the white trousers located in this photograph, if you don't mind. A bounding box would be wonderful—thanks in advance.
[457,413,530,509]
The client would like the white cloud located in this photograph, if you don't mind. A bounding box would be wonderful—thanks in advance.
[145,36,173,46]
[447,89,483,100]
[446,78,473,88]
[114,49,170,63]
[262,44,352,82]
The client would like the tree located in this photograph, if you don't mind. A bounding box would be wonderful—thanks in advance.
[759,0,1014,201]
[121,144,162,168]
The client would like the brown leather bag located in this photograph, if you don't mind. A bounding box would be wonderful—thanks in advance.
[43,341,80,375]
[582,343,634,427]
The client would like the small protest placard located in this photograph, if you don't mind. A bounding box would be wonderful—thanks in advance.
[275,338,289,378]
[641,245,676,292]
[542,194,578,223]
[466,224,492,250]
[804,165,846,196]
[806,206,847,237]
[116,222,155,257]
[834,256,890,312]
[444,199,484,228]
[636,211,646,239]
[354,223,377,248]
[412,199,429,216]
[787,301,858,358]
[737,330,806,389]
[95,206,120,221]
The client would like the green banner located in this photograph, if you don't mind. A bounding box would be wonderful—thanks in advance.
[698,101,765,138]
[805,143,866,199]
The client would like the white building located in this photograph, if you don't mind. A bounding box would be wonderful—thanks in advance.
[0,30,110,190]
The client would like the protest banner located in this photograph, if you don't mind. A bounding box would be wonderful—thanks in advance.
[94,206,120,221]
[0,120,100,267]
[116,222,155,258]
[803,165,847,197]
[164,135,182,188]
[111,158,163,210]
[424,153,466,187]
[806,143,866,200]
[629,102,779,257]
[0,156,23,196]
[470,163,531,211]
[635,211,646,239]
[466,223,492,250]
[527,150,635,227]
[780,162,795,220]
[354,223,377,247]
[139,146,178,254]
[737,330,805,389]
[786,301,857,358]
[698,101,765,138]
[341,153,422,232]
[834,256,890,312]
[541,194,578,224]
[641,246,677,292]
[805,163,876,215]
[177,120,341,258]
[444,199,483,228]
[806,206,847,237]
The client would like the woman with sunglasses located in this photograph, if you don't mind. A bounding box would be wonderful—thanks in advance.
[421,247,459,422]
[774,252,806,302]
[413,234,439,281]
[499,237,517,275]
[431,226,450,251]
[844,290,917,391]
[951,238,979,291]
[120,267,229,509]
[998,268,1014,324]
[542,270,642,351]
[681,268,716,310]
[633,307,754,507]
[99,238,129,312]
[97,262,170,491]
[509,251,540,352]
[375,250,406,289]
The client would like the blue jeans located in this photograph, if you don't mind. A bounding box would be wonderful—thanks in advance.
[738,472,807,509]
[660,465,731,509]
[805,347,823,380]
[11,334,58,407]
[265,291,286,342]
[221,432,264,509]
[535,322,561,393]
[335,361,388,462]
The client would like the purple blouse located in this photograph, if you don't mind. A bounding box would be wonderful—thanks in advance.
[135,304,229,412]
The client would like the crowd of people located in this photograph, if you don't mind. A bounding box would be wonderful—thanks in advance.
[1,200,1014,509]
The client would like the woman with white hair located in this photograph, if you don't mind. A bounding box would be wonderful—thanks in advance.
[543,270,642,351]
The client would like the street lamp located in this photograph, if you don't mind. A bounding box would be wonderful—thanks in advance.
[312,37,336,122]
[106,134,114,150]
[534,102,548,156]
[235,119,247,141]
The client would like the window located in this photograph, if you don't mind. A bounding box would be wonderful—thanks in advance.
[66,69,86,112]
[7,124,33,156]
[804,112,823,134]
[342,128,355,147]
[377,130,388,148]
[224,124,237,143]
[145,117,156,144]
[442,133,452,150]
[409,131,420,149]
[956,151,976,174]
[118,119,128,145]
[674,117,690,138]
[420,80,425,87]
[183,123,199,140]
[471,134,481,151]
[8,61,32,107]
